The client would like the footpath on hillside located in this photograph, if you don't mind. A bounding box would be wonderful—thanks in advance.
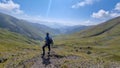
[16,46,120,68]
[17,50,82,68]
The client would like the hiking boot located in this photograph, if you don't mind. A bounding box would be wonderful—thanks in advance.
[48,52,50,55]
[41,53,45,58]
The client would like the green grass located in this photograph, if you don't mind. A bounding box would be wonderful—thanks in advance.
[0,16,120,67]
[0,28,41,68]
[54,31,120,67]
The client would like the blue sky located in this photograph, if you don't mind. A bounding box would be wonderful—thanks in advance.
[0,0,120,26]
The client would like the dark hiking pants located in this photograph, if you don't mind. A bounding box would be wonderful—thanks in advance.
[42,43,51,55]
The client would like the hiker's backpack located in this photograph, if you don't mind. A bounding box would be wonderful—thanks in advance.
[49,38,53,44]
[47,37,53,44]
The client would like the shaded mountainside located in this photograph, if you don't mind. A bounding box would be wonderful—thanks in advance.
[58,25,90,34]
[0,28,37,44]
[0,13,60,40]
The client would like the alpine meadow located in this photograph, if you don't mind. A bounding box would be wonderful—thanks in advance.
[0,0,120,68]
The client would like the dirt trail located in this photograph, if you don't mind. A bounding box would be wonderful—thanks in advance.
[17,49,82,68]
[20,51,120,68]
[31,51,64,68]
[16,46,120,68]
[31,51,82,68]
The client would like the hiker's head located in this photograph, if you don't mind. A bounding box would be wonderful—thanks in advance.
[46,33,49,36]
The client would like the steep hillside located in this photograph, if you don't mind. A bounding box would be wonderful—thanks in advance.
[76,16,120,37]
[0,28,37,44]
[0,28,41,68]
[0,13,59,40]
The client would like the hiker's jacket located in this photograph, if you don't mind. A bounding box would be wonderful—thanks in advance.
[45,36,53,44]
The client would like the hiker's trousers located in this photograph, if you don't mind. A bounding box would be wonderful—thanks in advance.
[42,43,51,55]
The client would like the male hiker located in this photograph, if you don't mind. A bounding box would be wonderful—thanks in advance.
[42,33,53,56]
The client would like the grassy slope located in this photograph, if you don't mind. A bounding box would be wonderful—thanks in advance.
[0,12,58,40]
[54,17,120,67]
[0,28,41,68]
[0,13,43,40]
[0,15,120,68]
[75,16,120,37]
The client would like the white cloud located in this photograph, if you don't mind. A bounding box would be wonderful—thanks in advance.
[115,2,120,11]
[91,9,109,19]
[0,0,23,14]
[90,2,120,25]
[91,9,120,19]
[91,2,120,20]
[72,0,99,8]
[110,12,120,17]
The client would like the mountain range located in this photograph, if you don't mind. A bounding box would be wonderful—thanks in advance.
[0,12,120,68]
[0,12,89,40]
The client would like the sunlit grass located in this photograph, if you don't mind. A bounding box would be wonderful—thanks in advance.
[0,29,41,68]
